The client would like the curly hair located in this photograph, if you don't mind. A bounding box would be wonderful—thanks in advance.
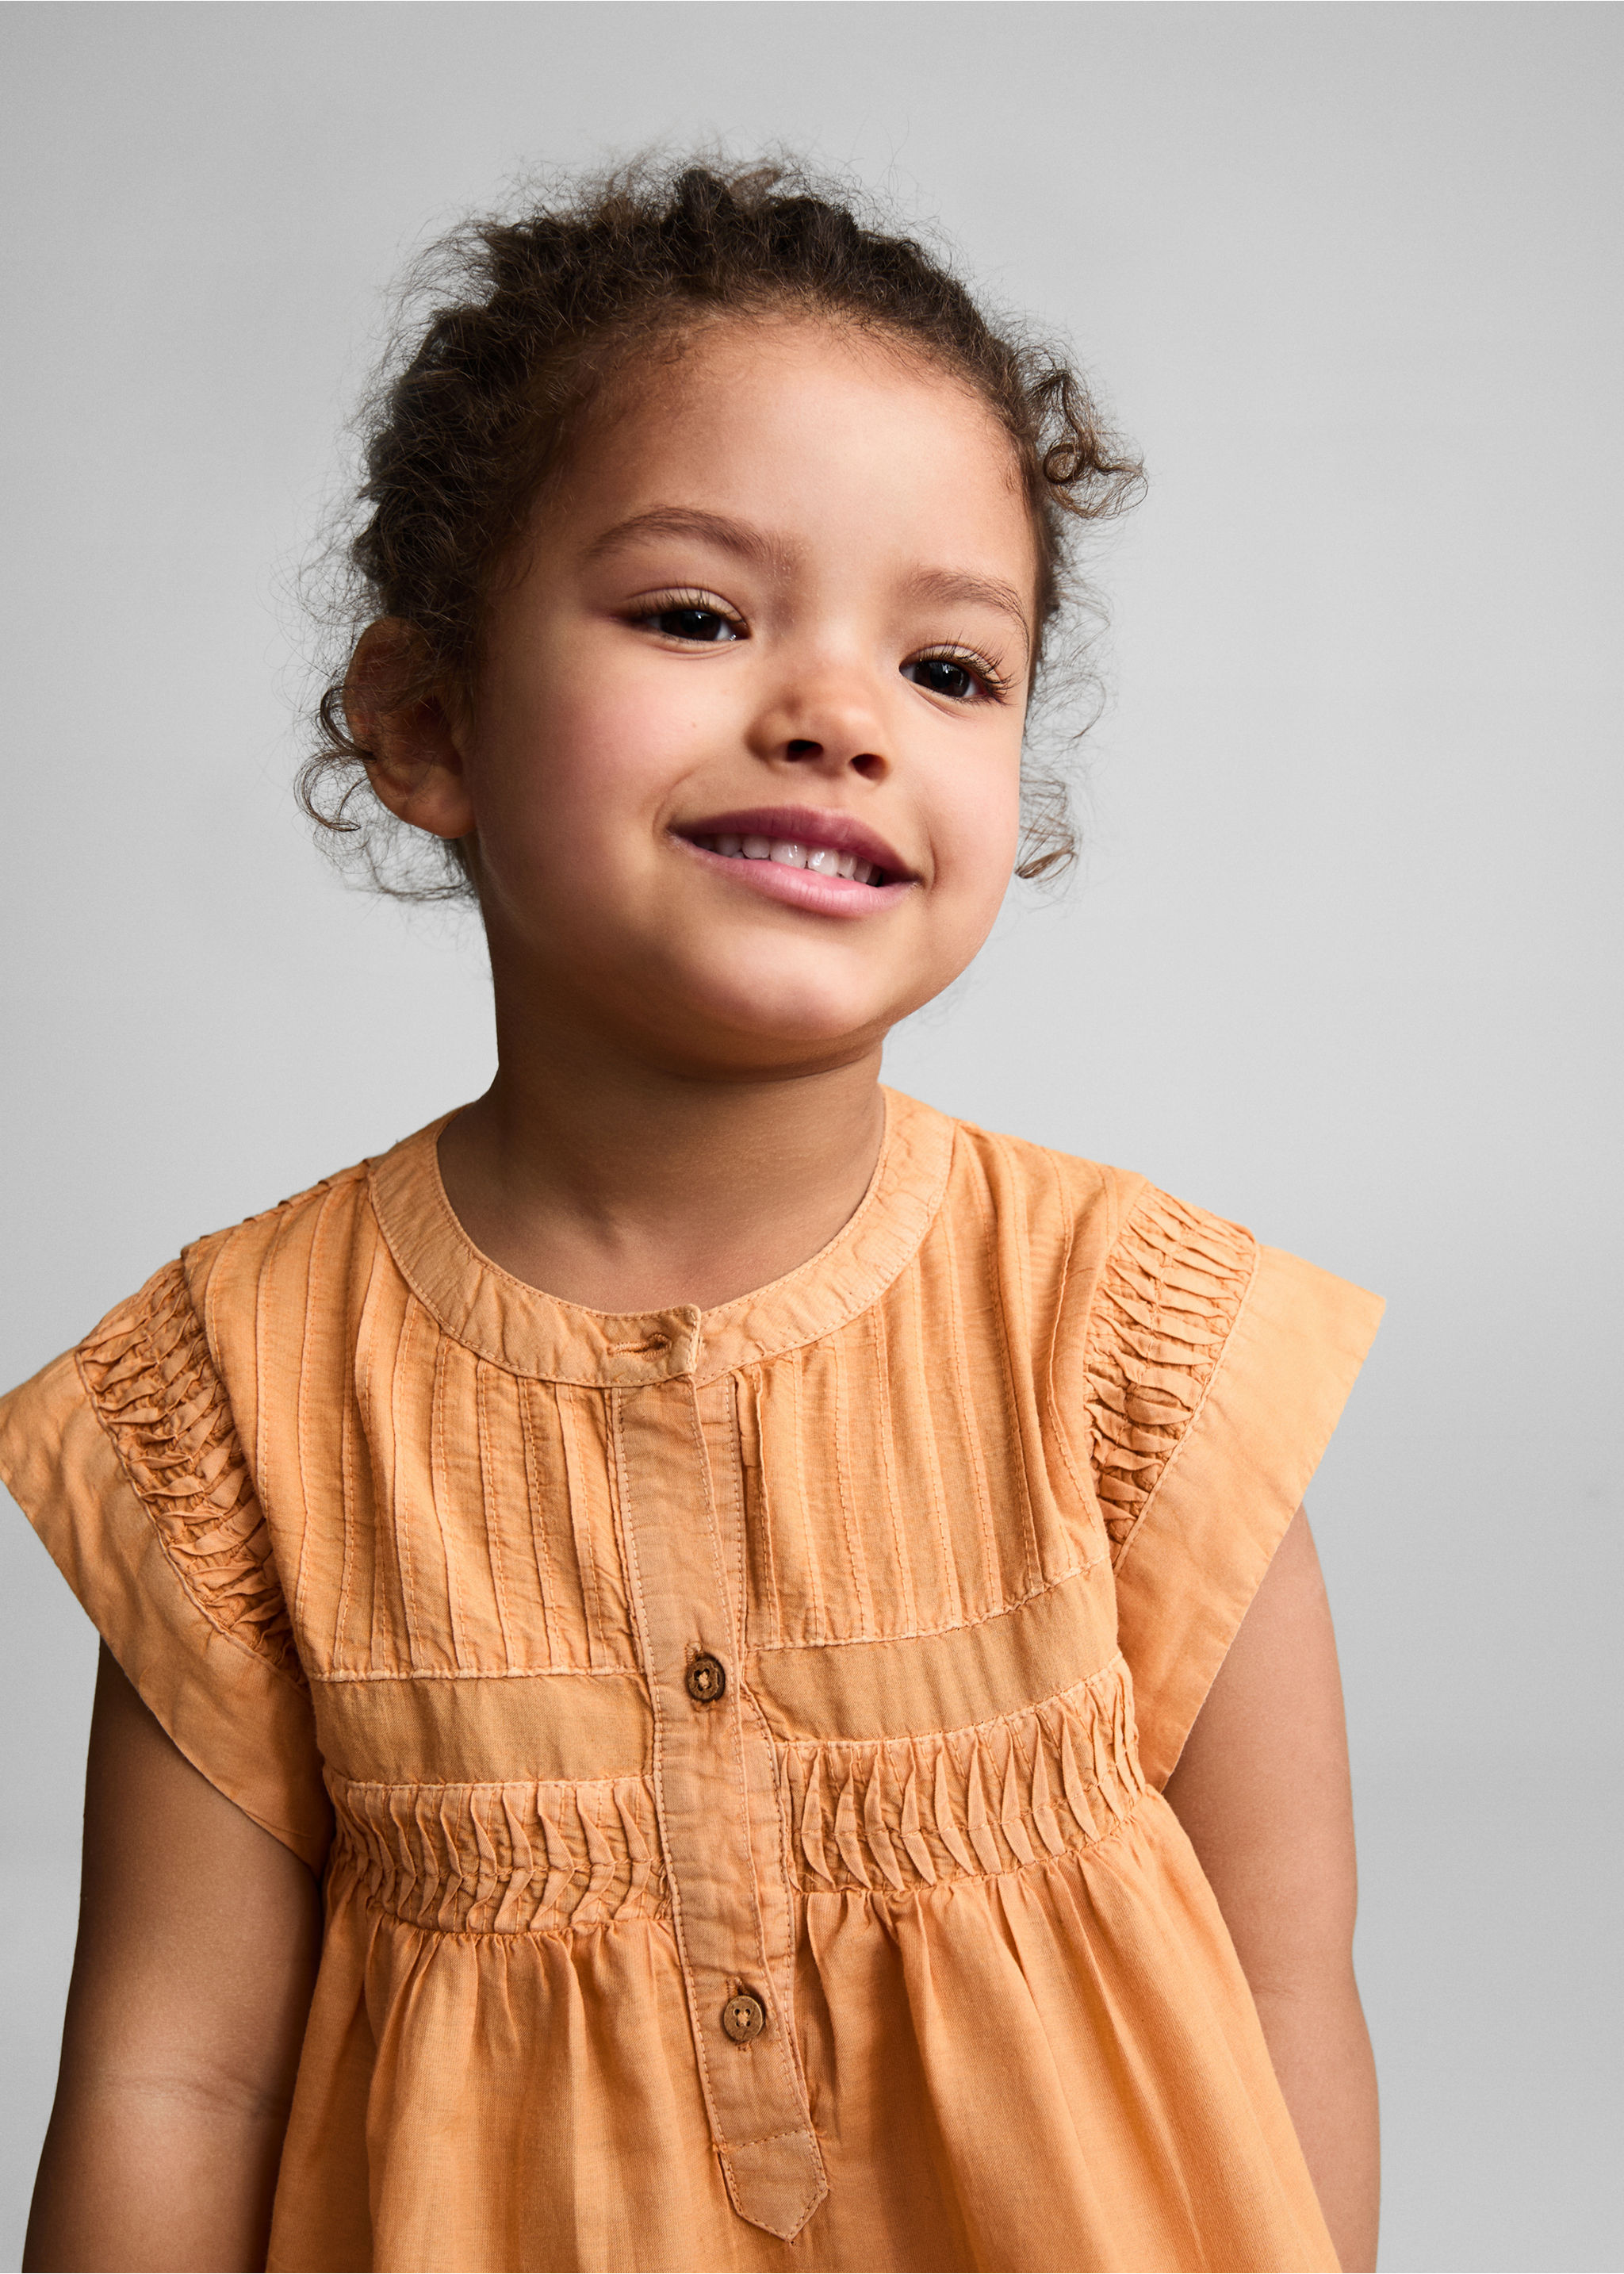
[300,156,1144,898]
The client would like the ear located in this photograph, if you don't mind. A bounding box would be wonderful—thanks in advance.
[343,619,477,842]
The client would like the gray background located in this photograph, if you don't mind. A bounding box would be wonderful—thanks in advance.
[2,5,1619,2267]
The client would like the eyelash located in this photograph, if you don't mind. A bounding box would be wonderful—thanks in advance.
[628,592,1014,704]
[906,645,1017,704]
[629,589,745,639]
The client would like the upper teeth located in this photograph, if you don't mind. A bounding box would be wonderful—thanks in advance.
[699,834,883,885]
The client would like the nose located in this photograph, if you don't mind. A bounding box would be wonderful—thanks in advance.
[746,663,891,784]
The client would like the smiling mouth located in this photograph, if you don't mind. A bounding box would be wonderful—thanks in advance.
[689,831,886,884]
[672,808,910,889]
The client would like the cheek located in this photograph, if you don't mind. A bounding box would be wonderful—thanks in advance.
[933,748,1025,908]
[473,640,718,869]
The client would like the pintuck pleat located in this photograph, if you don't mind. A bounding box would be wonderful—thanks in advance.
[336,1328,644,1678]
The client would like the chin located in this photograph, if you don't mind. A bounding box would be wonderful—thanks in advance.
[668,961,895,1065]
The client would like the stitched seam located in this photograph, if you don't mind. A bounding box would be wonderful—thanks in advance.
[714,2149,825,2243]
[691,1114,956,1386]
[738,1677,803,2068]
[682,1377,815,2134]
[427,1332,469,1670]
[940,1202,1000,1614]
[771,1651,1132,1752]
[747,1553,1102,1658]
[476,1363,515,1668]
[517,1379,557,1666]
[364,1097,953,1387]
[722,1381,750,1651]
[737,1372,780,1652]
[289,1186,340,1632]
[333,1243,381,1667]
[557,1386,607,1669]
[1036,1145,1092,1515]
[867,1303,918,1633]
[697,1095,897,1329]
[391,1295,424,1666]
[787,1355,825,1645]
[411,1106,897,1329]
[984,1135,1045,1597]
[830,1330,875,1633]
[611,1389,726,2146]
[239,1206,324,1691]
[370,1301,396,1672]
[901,1254,958,1631]
[330,1772,652,1794]
[313,1665,647,1683]
[920,1230,968,1627]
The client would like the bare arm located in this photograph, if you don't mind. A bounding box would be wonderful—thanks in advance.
[1163,1509,1379,2272]
[25,1645,321,2273]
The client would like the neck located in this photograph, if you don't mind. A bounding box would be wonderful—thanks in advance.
[437,1001,889,1314]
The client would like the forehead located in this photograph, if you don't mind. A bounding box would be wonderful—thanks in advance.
[554,313,1036,587]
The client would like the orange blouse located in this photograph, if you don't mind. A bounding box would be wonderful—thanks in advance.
[0,1091,1381,2272]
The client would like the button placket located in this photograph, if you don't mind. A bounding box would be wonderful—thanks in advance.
[611,1377,827,2242]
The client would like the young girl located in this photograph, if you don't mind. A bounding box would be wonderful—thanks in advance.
[2,163,1382,2274]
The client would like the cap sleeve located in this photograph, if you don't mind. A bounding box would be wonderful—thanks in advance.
[0,1261,331,1869]
[1086,1187,1384,1789]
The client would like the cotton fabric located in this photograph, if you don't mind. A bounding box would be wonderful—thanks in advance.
[0,1090,1381,2272]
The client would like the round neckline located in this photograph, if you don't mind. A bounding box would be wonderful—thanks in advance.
[365,1087,958,1386]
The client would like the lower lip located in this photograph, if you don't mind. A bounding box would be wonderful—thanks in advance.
[672,837,915,918]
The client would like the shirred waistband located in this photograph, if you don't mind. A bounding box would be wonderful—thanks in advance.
[324,1659,1145,1935]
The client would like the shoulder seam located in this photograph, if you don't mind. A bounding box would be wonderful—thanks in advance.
[182,1157,370,1268]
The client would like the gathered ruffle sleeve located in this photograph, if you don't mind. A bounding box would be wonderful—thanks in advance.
[0,1258,331,1869]
[1086,1183,1384,1789]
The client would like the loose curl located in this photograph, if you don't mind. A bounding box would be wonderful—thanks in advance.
[300,157,1144,898]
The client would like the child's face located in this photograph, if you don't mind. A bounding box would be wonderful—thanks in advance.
[452,315,1035,1074]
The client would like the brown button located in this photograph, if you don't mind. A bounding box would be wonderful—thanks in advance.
[685,1653,726,1705]
[722,1991,766,2044]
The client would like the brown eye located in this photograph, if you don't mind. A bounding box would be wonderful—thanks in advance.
[647,606,739,643]
[903,655,979,700]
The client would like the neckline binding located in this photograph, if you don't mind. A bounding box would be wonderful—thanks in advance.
[364,1086,958,1386]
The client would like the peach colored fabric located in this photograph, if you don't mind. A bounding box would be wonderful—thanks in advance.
[0,1091,1382,2273]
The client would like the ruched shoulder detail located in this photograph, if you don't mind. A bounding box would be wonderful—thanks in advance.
[1083,1188,1257,1561]
[75,1260,303,1685]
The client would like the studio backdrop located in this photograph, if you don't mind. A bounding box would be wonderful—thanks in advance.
[1,6,1618,2269]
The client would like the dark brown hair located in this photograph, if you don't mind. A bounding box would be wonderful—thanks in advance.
[300,157,1143,898]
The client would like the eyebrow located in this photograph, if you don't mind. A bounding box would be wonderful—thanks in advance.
[583,506,795,576]
[903,566,1032,659]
